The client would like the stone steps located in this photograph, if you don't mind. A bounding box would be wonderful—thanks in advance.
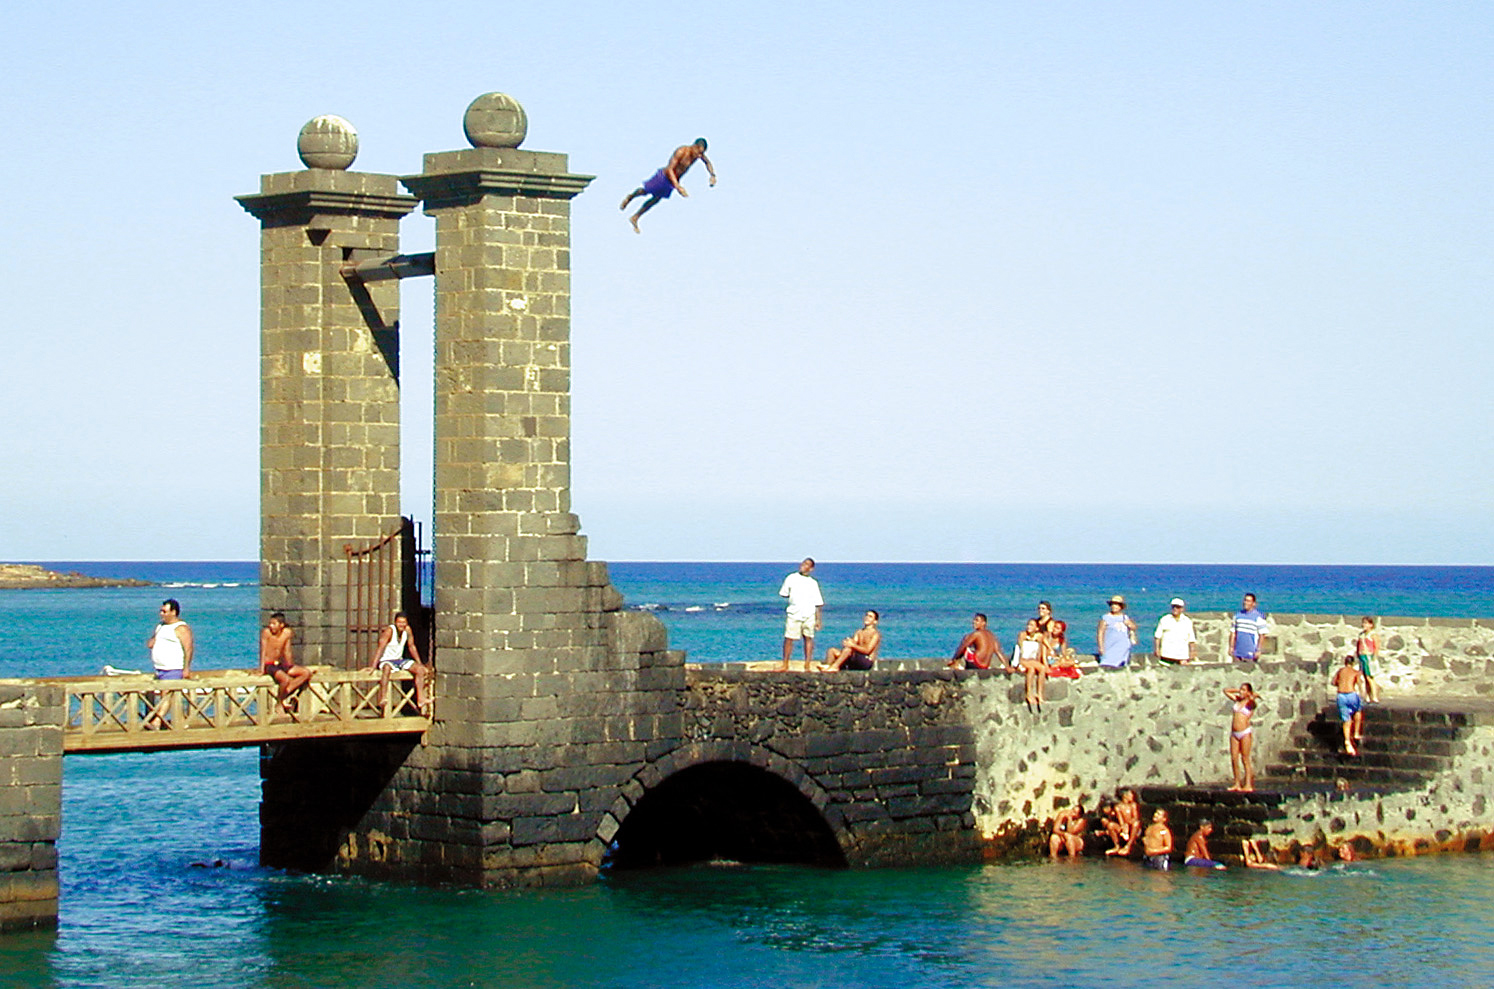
[1121,698,1483,857]
[1258,700,1476,792]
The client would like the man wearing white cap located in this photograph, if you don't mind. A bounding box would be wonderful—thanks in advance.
[1154,598,1197,665]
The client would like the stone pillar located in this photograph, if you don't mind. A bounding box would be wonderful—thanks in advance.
[308,94,685,887]
[0,682,62,932]
[236,116,417,665]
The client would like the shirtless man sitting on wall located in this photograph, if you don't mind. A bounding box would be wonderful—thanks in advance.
[822,610,881,671]
[260,612,312,714]
[948,613,1007,671]
[1048,798,1089,858]
[1105,788,1142,856]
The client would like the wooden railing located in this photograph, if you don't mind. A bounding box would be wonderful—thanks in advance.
[62,668,430,753]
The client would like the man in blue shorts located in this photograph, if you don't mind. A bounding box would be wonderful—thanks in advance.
[620,138,716,233]
[1332,654,1365,755]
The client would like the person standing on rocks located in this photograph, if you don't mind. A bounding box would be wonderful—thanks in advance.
[1097,595,1137,669]
[1229,593,1271,662]
[1355,616,1382,703]
[778,558,824,671]
[1332,654,1366,755]
[1225,682,1259,791]
[1153,598,1197,664]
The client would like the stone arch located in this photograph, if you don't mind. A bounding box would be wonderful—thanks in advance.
[600,741,848,870]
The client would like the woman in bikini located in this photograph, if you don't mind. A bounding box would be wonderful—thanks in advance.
[1225,682,1259,791]
[1017,618,1050,711]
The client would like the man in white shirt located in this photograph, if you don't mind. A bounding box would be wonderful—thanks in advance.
[147,598,194,680]
[778,558,824,671]
[1154,598,1197,664]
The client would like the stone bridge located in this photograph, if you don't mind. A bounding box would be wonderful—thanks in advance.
[5,93,1494,932]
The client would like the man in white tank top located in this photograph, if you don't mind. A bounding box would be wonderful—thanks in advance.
[146,599,194,680]
[368,612,429,714]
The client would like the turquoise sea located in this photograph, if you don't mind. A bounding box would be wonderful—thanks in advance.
[1,561,1492,988]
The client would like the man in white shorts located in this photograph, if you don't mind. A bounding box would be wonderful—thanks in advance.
[369,611,430,715]
[778,558,824,671]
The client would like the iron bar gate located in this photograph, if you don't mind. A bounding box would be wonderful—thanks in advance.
[344,518,432,669]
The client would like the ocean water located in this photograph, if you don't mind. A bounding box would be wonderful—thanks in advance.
[1,561,1491,987]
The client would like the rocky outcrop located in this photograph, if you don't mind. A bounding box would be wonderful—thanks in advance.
[0,564,154,590]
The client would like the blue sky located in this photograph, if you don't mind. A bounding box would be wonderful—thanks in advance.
[3,2,1490,563]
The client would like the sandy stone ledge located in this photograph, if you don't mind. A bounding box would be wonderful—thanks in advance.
[0,564,154,590]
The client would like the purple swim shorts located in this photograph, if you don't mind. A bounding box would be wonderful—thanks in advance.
[641,169,673,199]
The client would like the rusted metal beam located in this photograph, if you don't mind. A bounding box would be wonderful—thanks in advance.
[339,251,435,283]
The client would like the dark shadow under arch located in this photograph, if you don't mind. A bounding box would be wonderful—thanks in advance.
[609,761,847,870]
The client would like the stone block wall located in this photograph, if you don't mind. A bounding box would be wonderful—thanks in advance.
[237,168,416,665]
[960,660,1333,836]
[1273,715,1494,852]
[674,668,982,866]
[270,608,685,886]
[1136,613,1494,692]
[0,682,62,932]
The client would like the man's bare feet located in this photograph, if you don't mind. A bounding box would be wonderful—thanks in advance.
[630,216,641,233]
[1345,742,1358,756]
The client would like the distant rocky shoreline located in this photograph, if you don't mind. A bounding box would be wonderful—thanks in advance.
[0,564,155,590]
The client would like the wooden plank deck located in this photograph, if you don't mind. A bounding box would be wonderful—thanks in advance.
[56,667,430,753]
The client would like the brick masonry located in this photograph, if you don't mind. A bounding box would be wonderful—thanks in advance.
[0,683,62,932]
[234,101,1494,888]
[236,169,416,666]
[663,669,983,866]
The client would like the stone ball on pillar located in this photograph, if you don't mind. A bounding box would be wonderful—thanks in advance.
[463,93,528,149]
[297,115,359,170]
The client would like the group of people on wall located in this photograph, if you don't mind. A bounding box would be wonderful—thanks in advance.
[775,558,1290,679]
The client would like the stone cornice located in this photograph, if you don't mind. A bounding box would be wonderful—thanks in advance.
[236,188,419,226]
[401,169,595,209]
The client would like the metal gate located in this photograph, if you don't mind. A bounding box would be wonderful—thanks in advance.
[343,518,432,669]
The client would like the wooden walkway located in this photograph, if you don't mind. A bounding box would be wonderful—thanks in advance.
[59,668,430,753]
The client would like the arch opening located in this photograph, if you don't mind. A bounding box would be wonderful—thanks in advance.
[608,761,847,870]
